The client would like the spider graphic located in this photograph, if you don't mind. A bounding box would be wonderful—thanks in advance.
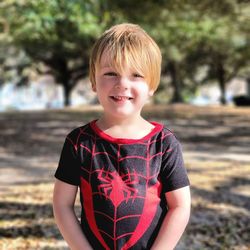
[97,169,139,207]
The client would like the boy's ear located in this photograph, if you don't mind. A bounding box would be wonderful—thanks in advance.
[92,84,96,92]
[148,90,154,97]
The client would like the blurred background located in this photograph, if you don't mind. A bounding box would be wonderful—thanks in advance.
[0,0,249,249]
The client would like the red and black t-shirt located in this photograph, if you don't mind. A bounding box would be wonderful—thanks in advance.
[55,120,190,250]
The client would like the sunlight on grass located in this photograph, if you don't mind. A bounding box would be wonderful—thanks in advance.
[0,105,249,250]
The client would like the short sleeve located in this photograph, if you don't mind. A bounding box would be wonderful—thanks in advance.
[54,134,80,186]
[160,139,190,193]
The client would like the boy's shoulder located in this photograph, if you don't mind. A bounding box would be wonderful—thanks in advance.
[160,123,182,148]
[65,122,92,140]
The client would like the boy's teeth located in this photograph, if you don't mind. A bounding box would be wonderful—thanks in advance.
[114,96,130,100]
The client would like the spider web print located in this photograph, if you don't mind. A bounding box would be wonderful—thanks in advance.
[74,123,172,250]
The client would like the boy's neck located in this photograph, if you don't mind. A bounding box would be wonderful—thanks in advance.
[97,115,146,129]
[95,114,154,139]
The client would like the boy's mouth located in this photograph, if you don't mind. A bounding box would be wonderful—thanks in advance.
[110,96,133,101]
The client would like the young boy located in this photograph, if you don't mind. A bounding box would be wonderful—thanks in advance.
[53,23,191,250]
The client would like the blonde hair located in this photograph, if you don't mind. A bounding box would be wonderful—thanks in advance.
[89,23,162,91]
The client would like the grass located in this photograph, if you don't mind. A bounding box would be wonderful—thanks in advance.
[0,104,249,250]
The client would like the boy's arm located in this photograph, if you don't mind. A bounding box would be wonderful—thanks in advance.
[151,186,191,250]
[53,179,93,250]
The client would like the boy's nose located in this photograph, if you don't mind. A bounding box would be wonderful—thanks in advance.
[115,77,130,90]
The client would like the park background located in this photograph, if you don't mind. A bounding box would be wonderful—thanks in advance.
[0,0,249,249]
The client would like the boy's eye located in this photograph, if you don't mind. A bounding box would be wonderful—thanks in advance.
[104,72,117,76]
[133,73,143,78]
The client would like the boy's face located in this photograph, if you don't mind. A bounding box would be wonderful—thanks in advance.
[93,50,154,120]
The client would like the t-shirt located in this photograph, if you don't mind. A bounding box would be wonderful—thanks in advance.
[55,120,190,250]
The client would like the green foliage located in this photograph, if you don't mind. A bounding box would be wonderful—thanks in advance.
[1,0,106,58]
[0,0,249,105]
[151,1,250,103]
[0,0,115,105]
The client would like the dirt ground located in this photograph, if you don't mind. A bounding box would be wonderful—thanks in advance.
[0,104,249,250]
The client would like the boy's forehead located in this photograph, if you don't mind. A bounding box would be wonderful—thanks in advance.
[98,51,124,70]
[97,49,139,71]
[99,51,113,67]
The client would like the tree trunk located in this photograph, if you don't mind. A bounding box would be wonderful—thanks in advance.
[247,77,250,97]
[52,57,72,107]
[44,56,87,107]
[63,84,71,106]
[216,62,226,105]
[168,61,183,103]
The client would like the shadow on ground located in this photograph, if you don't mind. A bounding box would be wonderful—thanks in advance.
[0,105,249,250]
